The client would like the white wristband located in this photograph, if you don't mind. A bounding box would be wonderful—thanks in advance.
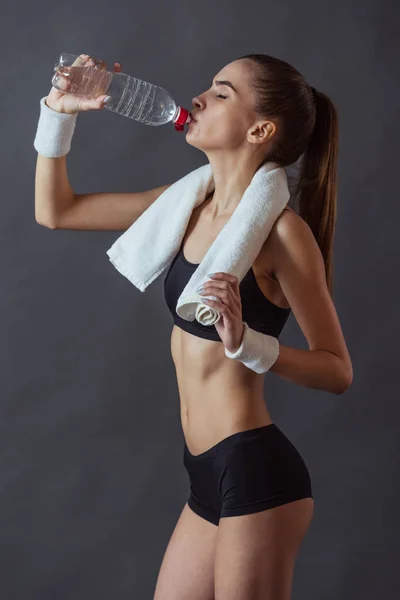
[224,321,280,374]
[33,96,78,158]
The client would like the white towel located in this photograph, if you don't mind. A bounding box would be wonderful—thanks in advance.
[106,160,290,326]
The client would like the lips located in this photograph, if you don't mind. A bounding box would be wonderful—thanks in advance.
[189,112,197,122]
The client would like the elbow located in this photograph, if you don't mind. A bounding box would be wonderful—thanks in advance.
[335,365,353,395]
[35,215,57,229]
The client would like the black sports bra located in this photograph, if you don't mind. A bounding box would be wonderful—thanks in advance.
[164,238,291,342]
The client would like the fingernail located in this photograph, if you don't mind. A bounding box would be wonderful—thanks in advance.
[206,273,216,277]
[103,96,111,103]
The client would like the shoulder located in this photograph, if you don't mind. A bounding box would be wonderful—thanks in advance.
[268,206,326,283]
[272,206,311,242]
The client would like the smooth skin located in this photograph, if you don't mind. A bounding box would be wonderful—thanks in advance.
[153,497,313,600]
[153,503,217,600]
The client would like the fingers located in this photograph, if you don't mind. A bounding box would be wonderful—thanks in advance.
[80,55,122,72]
[71,55,87,67]
[96,60,122,72]
[68,54,121,72]
[199,283,241,311]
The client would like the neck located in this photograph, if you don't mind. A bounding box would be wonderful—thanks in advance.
[204,154,268,218]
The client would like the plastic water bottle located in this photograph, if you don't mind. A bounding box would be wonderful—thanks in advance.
[51,52,192,131]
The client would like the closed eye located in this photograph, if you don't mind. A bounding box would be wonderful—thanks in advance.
[217,94,227,99]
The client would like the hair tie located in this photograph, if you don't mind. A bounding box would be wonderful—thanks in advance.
[310,86,317,100]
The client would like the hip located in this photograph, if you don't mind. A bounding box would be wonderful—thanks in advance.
[183,422,313,521]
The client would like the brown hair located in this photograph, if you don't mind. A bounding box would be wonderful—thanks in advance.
[237,53,339,296]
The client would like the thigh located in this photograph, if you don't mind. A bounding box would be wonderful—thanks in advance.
[215,498,314,600]
[153,502,218,600]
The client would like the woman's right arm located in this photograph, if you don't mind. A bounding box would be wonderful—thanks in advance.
[34,54,172,231]
[35,152,75,228]
[35,151,172,231]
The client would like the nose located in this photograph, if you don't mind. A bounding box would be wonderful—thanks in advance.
[192,96,202,109]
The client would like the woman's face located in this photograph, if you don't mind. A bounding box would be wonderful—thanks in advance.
[186,60,261,153]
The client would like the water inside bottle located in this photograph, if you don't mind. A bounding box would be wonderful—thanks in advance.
[52,65,113,99]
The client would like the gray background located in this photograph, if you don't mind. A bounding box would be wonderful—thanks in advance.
[1,0,399,597]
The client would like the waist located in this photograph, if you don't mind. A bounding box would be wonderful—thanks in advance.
[170,325,272,448]
[181,389,273,457]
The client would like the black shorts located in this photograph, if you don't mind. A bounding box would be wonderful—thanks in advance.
[183,423,313,526]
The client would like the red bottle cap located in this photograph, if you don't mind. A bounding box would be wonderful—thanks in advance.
[174,106,190,132]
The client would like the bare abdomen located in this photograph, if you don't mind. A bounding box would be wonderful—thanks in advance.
[170,325,273,456]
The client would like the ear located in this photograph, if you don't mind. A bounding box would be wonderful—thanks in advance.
[247,120,277,145]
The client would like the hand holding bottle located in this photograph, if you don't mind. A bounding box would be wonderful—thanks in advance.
[45,54,122,114]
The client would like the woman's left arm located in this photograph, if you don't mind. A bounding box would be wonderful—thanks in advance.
[269,212,353,395]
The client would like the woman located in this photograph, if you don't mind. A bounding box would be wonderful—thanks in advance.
[35,53,353,600]
[159,53,352,600]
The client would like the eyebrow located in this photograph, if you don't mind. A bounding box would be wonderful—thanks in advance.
[213,79,239,94]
